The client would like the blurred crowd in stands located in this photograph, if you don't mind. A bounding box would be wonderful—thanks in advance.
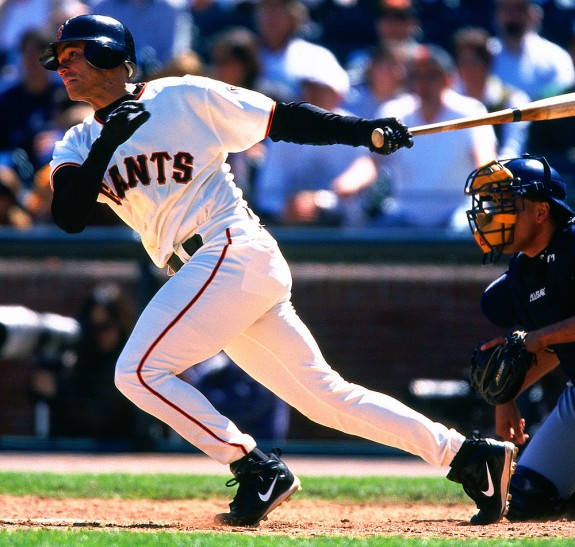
[2,0,575,230]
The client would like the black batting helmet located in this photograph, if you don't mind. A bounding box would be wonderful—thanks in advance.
[39,14,137,77]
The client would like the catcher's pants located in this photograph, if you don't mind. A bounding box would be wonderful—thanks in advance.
[115,223,465,465]
[515,382,575,499]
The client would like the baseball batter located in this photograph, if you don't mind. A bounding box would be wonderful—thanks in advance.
[42,14,516,527]
[466,155,575,520]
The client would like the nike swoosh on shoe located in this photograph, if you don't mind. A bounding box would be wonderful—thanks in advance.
[481,462,495,497]
[258,474,279,502]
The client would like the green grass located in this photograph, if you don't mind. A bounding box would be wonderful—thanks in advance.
[0,472,570,545]
[0,530,567,546]
[0,472,468,503]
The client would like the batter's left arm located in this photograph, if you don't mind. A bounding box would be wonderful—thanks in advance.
[268,101,413,155]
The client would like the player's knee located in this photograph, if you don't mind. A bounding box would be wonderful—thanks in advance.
[114,363,129,396]
[114,354,138,398]
[507,465,564,521]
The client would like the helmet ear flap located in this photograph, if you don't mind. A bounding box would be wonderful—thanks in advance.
[84,41,122,69]
[84,41,135,76]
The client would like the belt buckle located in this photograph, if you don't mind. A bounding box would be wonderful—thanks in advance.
[166,254,184,276]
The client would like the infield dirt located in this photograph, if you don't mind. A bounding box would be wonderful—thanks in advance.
[1,496,574,539]
[0,452,573,539]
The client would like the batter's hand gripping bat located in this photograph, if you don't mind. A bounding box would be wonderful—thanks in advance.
[370,91,575,148]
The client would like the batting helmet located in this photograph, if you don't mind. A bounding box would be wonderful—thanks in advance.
[39,15,137,77]
[465,154,575,260]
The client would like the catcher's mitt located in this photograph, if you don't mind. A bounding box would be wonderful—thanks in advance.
[470,330,536,405]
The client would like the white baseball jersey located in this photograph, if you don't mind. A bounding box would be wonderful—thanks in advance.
[51,76,274,267]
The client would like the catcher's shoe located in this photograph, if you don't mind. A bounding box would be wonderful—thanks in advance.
[215,448,301,526]
[447,433,518,525]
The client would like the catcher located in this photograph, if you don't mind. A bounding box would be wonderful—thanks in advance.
[466,154,575,520]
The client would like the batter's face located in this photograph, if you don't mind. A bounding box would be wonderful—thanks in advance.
[55,41,127,110]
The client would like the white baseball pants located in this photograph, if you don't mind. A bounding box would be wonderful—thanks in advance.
[115,223,466,465]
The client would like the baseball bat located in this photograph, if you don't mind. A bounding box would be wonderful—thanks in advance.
[370,91,575,148]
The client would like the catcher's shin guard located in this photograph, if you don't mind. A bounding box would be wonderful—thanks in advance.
[447,434,518,525]
[507,466,565,521]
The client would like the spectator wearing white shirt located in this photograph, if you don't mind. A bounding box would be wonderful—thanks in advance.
[453,26,531,158]
[374,44,497,230]
[253,54,378,227]
[491,0,575,100]
[344,43,411,120]
[254,0,344,103]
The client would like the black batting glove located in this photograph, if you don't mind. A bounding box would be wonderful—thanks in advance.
[99,100,151,149]
[369,118,414,155]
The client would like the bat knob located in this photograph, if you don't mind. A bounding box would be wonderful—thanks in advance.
[371,128,385,148]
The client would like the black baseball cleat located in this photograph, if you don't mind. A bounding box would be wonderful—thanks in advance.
[447,433,518,525]
[215,448,302,526]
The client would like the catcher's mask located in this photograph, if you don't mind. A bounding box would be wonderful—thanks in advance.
[39,15,137,78]
[465,155,575,262]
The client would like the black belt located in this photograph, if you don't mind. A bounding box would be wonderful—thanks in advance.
[167,233,203,274]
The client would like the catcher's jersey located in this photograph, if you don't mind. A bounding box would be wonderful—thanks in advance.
[50,76,275,267]
[481,223,575,381]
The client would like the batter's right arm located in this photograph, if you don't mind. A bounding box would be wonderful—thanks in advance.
[52,101,150,233]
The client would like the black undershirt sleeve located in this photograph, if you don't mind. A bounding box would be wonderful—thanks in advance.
[268,101,377,148]
[51,138,116,233]
[51,93,139,233]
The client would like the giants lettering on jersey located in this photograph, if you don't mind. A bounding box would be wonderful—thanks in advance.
[103,151,194,202]
[529,288,546,302]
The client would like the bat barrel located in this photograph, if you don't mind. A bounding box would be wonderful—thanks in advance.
[410,92,575,137]
[409,108,517,136]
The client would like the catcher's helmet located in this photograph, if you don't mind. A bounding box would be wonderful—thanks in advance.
[39,15,137,77]
[465,155,575,260]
